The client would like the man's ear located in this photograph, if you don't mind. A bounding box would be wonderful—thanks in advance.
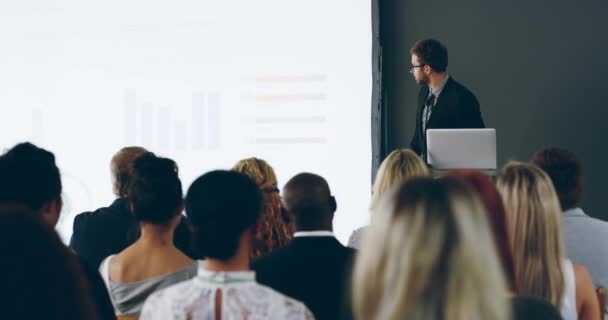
[423,64,432,75]
[329,196,337,213]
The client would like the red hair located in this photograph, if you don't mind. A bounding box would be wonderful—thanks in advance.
[446,170,517,292]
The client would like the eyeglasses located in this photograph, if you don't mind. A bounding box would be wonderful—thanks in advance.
[409,64,425,72]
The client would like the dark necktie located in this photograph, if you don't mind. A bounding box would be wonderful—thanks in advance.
[423,94,436,131]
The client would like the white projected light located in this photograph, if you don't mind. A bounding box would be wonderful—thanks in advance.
[0,1,372,244]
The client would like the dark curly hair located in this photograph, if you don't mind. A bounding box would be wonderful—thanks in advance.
[233,158,293,258]
[128,152,183,224]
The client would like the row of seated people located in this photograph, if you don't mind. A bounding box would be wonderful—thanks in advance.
[0,142,606,320]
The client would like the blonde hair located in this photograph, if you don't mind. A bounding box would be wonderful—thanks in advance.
[496,161,565,307]
[353,177,510,320]
[110,146,148,197]
[370,149,429,210]
[233,157,292,258]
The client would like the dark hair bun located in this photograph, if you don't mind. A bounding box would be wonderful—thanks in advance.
[128,152,182,223]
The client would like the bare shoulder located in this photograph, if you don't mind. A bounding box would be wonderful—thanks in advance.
[573,263,594,285]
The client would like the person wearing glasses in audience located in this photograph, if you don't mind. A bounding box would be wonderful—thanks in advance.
[408,39,485,161]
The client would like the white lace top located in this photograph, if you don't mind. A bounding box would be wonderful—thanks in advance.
[140,264,315,320]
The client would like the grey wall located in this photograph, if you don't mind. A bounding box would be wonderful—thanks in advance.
[381,0,608,220]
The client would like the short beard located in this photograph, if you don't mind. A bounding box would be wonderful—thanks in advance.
[416,74,429,86]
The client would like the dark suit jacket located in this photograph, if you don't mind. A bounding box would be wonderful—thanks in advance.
[410,77,485,160]
[69,198,194,269]
[252,236,355,320]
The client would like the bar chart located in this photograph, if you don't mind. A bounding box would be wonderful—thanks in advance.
[123,89,222,152]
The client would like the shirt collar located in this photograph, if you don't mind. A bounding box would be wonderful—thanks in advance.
[293,230,335,238]
[196,263,255,285]
[563,207,587,217]
[429,74,450,97]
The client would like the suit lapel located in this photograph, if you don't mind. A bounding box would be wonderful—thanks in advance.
[426,77,454,128]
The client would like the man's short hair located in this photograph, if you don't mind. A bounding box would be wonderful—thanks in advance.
[0,142,62,212]
[410,39,449,73]
[531,147,583,211]
[282,173,335,230]
[110,146,148,197]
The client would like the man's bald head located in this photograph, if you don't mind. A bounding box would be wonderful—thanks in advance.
[282,173,336,231]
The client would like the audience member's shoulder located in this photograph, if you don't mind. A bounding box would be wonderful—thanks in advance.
[565,209,608,230]
[347,226,367,249]
[512,295,562,320]
[251,245,290,270]
[75,198,130,224]
[255,283,313,317]
[585,214,608,227]
[146,278,198,306]
[140,282,192,320]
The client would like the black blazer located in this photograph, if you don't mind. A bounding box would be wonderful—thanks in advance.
[410,77,485,160]
[252,236,355,320]
[69,198,195,268]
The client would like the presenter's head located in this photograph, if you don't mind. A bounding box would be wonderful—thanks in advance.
[410,39,448,86]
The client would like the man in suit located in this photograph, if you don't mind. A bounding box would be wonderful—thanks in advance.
[70,146,194,268]
[409,39,485,161]
[0,142,116,320]
[252,173,355,320]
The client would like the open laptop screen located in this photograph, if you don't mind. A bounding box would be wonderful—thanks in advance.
[426,129,497,170]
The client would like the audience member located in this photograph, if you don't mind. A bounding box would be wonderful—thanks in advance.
[252,173,355,320]
[497,162,599,320]
[70,146,194,268]
[533,147,608,316]
[347,148,428,249]
[140,170,313,319]
[352,177,510,320]
[0,205,98,320]
[233,157,293,258]
[447,170,563,319]
[99,153,197,317]
[0,142,115,320]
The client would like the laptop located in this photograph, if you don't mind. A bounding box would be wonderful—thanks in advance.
[426,128,497,170]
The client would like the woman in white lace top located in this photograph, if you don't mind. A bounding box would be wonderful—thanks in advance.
[140,170,314,320]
